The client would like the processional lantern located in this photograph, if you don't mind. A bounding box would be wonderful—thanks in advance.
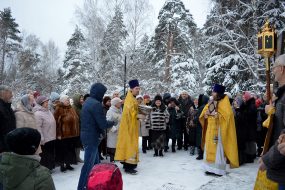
[257,20,277,102]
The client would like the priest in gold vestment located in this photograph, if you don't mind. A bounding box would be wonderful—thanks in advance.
[199,84,239,176]
[115,79,140,175]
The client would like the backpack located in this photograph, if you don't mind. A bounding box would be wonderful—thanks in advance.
[87,163,123,190]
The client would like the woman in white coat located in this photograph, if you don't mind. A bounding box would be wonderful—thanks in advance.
[106,97,122,162]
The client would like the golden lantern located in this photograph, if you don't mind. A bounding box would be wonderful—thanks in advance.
[257,20,277,59]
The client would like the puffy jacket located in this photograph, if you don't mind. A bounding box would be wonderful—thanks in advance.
[80,83,114,146]
[33,105,56,145]
[0,152,55,190]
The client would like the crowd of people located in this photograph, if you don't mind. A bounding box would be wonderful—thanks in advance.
[1,55,285,190]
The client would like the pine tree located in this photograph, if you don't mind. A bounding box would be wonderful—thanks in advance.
[145,0,199,93]
[60,26,90,95]
[99,6,128,88]
[0,8,21,84]
[202,0,285,95]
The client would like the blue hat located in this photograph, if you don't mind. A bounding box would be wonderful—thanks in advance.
[213,84,225,94]
[129,79,139,89]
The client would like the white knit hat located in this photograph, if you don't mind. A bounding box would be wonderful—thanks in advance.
[111,97,122,106]
[59,95,69,103]
[136,95,143,100]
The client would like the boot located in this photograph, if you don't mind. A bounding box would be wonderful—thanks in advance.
[190,146,195,156]
[159,149,164,157]
[196,147,203,160]
[172,145,176,152]
[66,164,74,171]
[154,149,158,157]
[60,164,66,172]
[76,148,84,163]
[142,137,147,153]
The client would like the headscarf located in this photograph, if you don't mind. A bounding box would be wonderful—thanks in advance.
[21,94,33,112]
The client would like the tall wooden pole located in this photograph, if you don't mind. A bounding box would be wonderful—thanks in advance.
[265,57,271,103]
[124,54,127,96]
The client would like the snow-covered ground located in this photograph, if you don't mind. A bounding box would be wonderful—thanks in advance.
[53,139,259,190]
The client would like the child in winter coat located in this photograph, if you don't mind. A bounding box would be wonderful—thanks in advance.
[106,98,123,162]
[0,127,55,190]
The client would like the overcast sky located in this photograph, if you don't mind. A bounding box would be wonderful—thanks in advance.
[0,0,212,56]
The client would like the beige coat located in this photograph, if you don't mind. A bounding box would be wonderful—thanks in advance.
[15,103,36,129]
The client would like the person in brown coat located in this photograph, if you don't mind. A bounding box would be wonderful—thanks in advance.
[54,95,79,172]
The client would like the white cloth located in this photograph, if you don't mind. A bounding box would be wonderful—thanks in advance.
[203,128,227,176]
[106,106,122,148]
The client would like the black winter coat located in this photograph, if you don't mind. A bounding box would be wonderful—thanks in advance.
[0,99,16,153]
[239,98,257,142]
[168,107,183,139]
[178,97,193,118]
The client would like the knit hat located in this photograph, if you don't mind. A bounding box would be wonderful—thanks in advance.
[111,97,122,106]
[6,128,41,155]
[243,91,252,102]
[60,95,69,103]
[213,84,226,94]
[255,98,263,108]
[154,94,163,102]
[36,96,49,105]
[128,79,139,89]
[136,95,143,100]
[33,91,40,99]
[50,92,60,102]
[143,95,150,99]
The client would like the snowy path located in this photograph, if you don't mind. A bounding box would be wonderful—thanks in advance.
[53,140,258,190]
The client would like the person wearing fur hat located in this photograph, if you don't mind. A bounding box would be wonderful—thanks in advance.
[150,94,169,157]
[199,84,239,176]
[178,91,194,151]
[54,94,79,172]
[106,97,123,162]
[33,96,57,171]
[115,79,141,174]
[0,128,55,190]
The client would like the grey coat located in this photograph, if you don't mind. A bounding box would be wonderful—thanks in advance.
[270,85,285,146]
[262,133,285,185]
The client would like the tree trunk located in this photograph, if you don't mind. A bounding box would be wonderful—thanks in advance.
[0,40,6,85]
[164,31,173,88]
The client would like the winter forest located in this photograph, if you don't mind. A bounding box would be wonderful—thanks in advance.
[1,0,285,98]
